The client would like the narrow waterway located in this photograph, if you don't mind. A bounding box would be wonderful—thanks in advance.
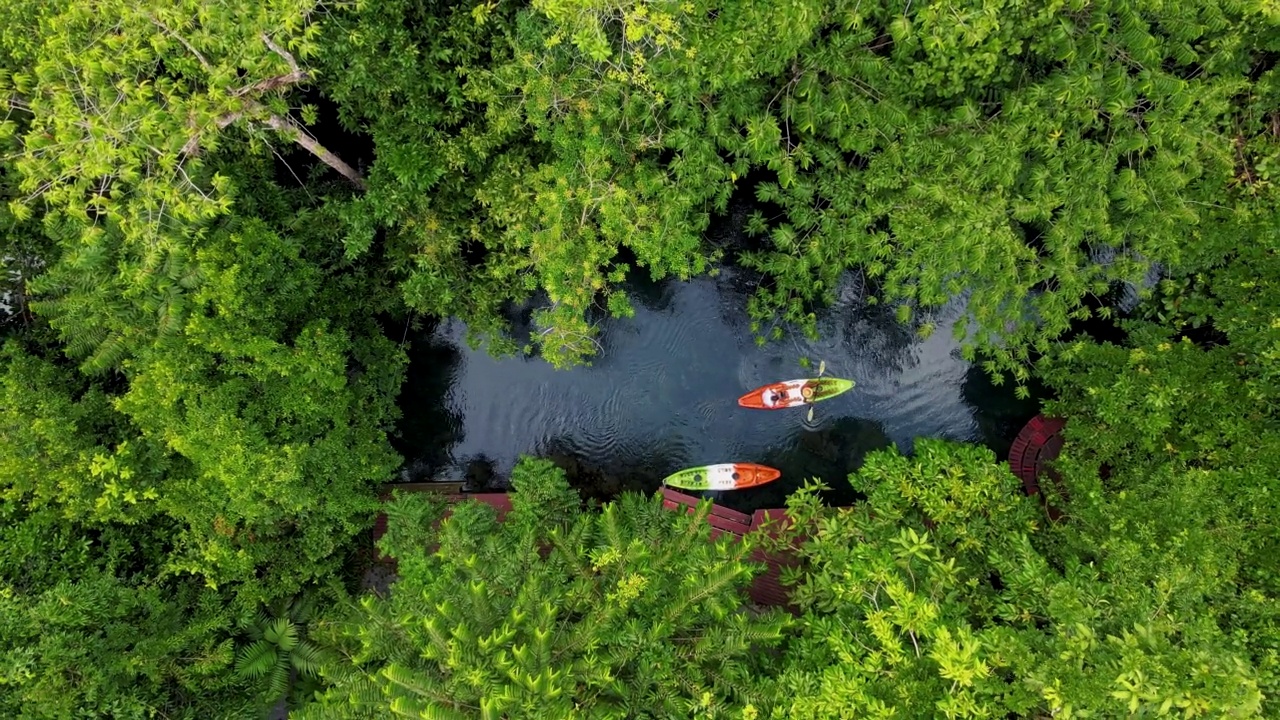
[393,265,1040,513]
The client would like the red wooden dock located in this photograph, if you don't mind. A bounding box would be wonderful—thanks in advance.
[372,418,1064,608]
[659,487,798,609]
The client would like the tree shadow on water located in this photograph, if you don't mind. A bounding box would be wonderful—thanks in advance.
[712,416,895,515]
[720,268,923,383]
[391,322,466,482]
[616,247,680,314]
[831,282,919,377]
[961,363,1046,460]
[459,455,500,491]
[539,434,689,507]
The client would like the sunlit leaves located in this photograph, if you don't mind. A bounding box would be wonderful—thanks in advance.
[0,0,359,375]
[7,0,329,230]
[1038,248,1280,710]
[318,0,1272,372]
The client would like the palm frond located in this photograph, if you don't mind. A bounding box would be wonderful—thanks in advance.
[235,639,280,679]
[265,660,291,699]
[290,641,326,677]
[266,617,299,652]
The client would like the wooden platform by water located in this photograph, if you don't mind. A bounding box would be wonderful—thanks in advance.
[372,416,1065,608]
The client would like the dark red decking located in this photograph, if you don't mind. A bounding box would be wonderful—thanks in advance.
[660,487,799,609]
[1008,414,1067,521]
[1008,415,1065,495]
[369,482,803,609]
[372,417,1065,608]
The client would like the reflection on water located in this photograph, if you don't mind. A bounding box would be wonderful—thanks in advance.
[393,267,1040,512]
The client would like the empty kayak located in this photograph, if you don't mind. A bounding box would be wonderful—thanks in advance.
[662,463,781,491]
[738,377,854,410]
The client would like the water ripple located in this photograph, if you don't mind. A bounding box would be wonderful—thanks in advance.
[398,270,1038,511]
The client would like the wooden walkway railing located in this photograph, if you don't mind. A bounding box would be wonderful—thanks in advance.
[658,487,798,608]
[1008,415,1067,521]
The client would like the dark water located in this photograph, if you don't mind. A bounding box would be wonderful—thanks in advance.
[393,265,1041,513]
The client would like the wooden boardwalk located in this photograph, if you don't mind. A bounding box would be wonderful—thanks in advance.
[372,416,1063,608]
[659,487,798,608]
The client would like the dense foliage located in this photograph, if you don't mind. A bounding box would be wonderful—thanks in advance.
[1038,254,1280,709]
[304,458,789,719]
[0,0,1278,716]
[768,442,1265,718]
[0,343,250,717]
[303,442,1274,718]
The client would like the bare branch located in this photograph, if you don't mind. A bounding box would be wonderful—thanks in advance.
[149,17,211,70]
[177,164,212,201]
[20,182,53,204]
[215,112,243,130]
[230,71,308,98]
[263,113,365,189]
[230,34,309,97]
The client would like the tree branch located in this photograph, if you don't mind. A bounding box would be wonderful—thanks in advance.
[264,113,365,189]
[261,33,301,75]
[231,72,309,98]
[149,17,211,70]
[231,35,308,97]
[172,31,363,189]
[181,107,364,190]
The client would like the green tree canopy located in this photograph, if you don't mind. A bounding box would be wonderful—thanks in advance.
[1038,234,1280,710]
[320,0,1280,371]
[0,0,365,371]
[0,340,253,718]
[1,0,1279,716]
[768,440,1264,718]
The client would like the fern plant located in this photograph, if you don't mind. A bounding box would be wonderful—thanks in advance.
[235,592,331,709]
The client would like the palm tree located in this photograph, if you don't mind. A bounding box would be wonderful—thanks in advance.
[234,592,329,709]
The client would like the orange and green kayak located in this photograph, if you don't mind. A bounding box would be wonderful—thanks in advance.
[661,463,781,491]
[737,377,854,410]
